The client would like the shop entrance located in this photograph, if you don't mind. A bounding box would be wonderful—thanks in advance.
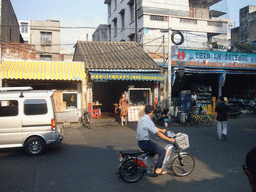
[222,74,256,99]
[92,80,155,115]
[172,73,220,98]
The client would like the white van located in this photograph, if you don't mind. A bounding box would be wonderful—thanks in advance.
[0,87,63,156]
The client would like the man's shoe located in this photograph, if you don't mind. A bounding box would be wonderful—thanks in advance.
[223,134,227,141]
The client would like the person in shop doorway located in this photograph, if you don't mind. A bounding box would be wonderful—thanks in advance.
[243,147,256,192]
[215,96,230,141]
[191,91,197,112]
[119,93,128,126]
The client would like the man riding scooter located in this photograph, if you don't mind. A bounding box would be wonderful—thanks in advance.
[136,105,175,175]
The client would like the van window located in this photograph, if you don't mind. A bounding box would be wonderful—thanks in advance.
[0,100,18,117]
[24,99,47,115]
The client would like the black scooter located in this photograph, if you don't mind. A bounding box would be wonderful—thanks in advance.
[153,105,169,127]
[228,103,242,118]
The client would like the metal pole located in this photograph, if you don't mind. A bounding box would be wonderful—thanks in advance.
[163,35,165,65]
[167,18,172,108]
[135,0,138,43]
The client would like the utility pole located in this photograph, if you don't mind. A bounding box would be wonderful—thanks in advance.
[167,18,172,108]
[134,0,138,42]
[163,35,165,65]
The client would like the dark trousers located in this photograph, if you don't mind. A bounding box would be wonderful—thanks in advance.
[138,140,166,169]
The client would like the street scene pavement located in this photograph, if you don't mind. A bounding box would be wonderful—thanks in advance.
[0,114,255,192]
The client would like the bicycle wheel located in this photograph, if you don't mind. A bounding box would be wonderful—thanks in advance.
[171,153,195,177]
[119,159,145,183]
[247,107,253,115]
[188,113,198,126]
[85,116,91,129]
[82,113,91,129]
[203,116,212,127]
[180,120,187,127]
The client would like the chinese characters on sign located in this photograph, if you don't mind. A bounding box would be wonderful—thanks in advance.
[128,107,138,121]
[87,82,93,114]
[128,106,145,122]
[91,73,165,81]
[175,49,256,65]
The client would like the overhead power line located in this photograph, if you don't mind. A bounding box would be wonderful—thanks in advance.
[0,35,165,57]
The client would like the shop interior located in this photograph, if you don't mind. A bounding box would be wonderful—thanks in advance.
[222,74,256,99]
[172,72,256,105]
[92,80,155,115]
[172,73,219,99]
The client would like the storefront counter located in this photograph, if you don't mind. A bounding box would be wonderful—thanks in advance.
[56,110,80,123]
[128,105,145,122]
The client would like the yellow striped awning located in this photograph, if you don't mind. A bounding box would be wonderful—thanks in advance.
[0,60,85,81]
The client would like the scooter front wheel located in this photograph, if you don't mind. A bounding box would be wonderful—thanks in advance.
[119,159,145,183]
[171,153,195,177]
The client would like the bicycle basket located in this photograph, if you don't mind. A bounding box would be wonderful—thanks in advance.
[175,133,189,149]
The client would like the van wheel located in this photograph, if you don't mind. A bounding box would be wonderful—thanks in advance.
[24,137,45,156]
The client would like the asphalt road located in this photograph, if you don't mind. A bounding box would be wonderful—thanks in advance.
[0,114,255,192]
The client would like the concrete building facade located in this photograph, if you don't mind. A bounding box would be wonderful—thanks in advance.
[92,24,109,41]
[0,0,24,87]
[231,6,256,46]
[18,20,30,43]
[30,20,60,61]
[99,0,232,60]
[0,0,21,44]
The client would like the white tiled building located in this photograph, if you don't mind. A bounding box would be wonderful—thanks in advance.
[98,0,232,59]
[18,20,30,43]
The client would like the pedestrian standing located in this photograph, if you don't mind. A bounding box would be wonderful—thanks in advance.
[119,93,128,126]
[215,96,230,141]
[191,91,197,112]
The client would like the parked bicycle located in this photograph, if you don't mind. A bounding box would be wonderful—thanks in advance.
[168,107,189,127]
[188,112,212,127]
[81,110,91,129]
[118,131,195,183]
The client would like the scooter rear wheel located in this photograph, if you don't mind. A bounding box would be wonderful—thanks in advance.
[119,159,145,183]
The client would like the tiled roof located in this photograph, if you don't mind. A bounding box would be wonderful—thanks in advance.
[73,41,160,70]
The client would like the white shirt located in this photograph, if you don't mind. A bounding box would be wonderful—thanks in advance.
[136,114,158,141]
[191,94,197,101]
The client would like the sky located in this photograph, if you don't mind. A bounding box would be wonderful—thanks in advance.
[10,0,256,47]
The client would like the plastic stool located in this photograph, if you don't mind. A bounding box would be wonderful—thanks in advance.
[93,109,100,118]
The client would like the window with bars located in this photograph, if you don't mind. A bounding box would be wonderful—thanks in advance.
[63,93,78,110]
[115,0,117,9]
[21,22,28,33]
[150,15,168,22]
[129,0,134,22]
[120,10,125,30]
[40,55,52,61]
[113,19,117,36]
[180,18,197,24]
[208,21,223,27]
[41,32,52,45]
[108,3,111,17]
